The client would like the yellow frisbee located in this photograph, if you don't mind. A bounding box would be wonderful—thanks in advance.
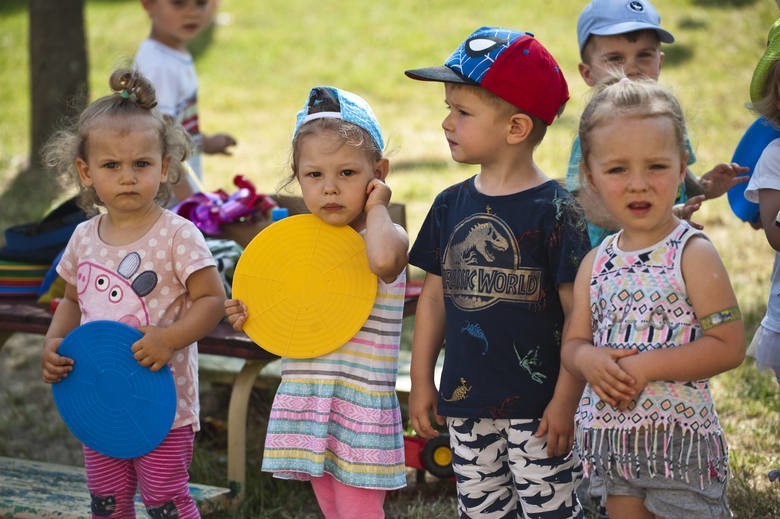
[232,214,377,358]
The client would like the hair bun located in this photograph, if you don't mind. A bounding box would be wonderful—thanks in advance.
[109,68,157,110]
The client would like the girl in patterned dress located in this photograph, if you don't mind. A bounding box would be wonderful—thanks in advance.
[562,77,745,519]
[225,86,408,518]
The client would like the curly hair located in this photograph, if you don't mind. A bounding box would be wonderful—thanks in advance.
[41,68,192,215]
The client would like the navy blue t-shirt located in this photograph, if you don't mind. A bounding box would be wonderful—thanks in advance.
[409,177,590,419]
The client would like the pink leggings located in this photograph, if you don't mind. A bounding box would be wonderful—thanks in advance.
[310,473,387,519]
[83,426,198,518]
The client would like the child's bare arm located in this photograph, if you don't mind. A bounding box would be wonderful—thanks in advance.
[202,133,237,155]
[408,273,446,440]
[538,364,583,457]
[364,178,409,283]
[41,282,81,383]
[537,282,583,456]
[132,265,226,371]
[696,163,749,200]
[618,236,745,386]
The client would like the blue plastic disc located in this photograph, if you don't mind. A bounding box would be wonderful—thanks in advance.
[728,117,780,222]
[52,321,177,459]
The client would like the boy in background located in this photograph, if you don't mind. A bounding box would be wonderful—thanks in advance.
[569,0,747,246]
[135,0,237,200]
[406,26,590,518]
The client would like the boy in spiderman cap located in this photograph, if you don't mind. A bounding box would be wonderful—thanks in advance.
[405,26,589,518]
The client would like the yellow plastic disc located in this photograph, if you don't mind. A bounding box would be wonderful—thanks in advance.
[232,214,377,358]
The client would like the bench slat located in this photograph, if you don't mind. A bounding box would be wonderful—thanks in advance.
[0,456,229,518]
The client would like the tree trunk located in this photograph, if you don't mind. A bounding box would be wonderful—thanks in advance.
[7,0,89,220]
[29,0,88,169]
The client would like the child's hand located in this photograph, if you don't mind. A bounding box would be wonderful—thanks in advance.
[614,354,651,411]
[132,326,175,371]
[408,380,444,440]
[41,337,73,383]
[672,195,705,229]
[203,133,237,155]
[698,162,750,200]
[579,346,638,408]
[536,395,576,457]
[364,178,391,213]
[225,299,248,331]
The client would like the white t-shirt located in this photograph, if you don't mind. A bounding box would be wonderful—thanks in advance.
[745,138,780,332]
[134,38,203,182]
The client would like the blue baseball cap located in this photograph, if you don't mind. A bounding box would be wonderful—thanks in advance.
[294,86,384,151]
[577,0,674,55]
[405,26,569,125]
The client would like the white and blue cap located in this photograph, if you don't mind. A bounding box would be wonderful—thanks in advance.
[577,0,674,55]
[294,86,384,151]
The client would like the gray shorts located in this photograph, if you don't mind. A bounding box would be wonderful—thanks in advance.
[590,469,730,518]
[747,324,780,382]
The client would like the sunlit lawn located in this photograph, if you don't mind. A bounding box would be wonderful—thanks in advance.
[0,0,778,516]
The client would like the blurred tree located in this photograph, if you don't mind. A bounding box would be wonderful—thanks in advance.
[3,0,88,222]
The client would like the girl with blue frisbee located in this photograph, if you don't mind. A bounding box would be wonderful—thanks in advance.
[41,68,226,517]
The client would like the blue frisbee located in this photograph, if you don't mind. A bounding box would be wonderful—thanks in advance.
[728,117,780,222]
[52,321,177,459]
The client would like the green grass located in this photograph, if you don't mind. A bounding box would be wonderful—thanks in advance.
[1,0,779,517]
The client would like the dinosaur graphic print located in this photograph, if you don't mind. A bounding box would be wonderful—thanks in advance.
[442,213,542,311]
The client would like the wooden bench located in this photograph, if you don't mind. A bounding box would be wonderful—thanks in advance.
[0,195,420,512]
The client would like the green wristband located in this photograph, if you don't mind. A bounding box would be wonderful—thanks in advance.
[700,306,741,330]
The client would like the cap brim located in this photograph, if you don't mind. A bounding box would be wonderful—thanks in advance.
[405,66,473,84]
[591,22,674,44]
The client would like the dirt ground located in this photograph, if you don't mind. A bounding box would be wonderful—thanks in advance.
[0,332,83,466]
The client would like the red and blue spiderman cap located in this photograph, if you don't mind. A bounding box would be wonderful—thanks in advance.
[405,26,569,125]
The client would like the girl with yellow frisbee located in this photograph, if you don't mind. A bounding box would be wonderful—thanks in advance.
[225,86,409,517]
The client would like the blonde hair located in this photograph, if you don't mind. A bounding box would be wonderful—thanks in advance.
[749,59,780,125]
[280,117,383,191]
[42,68,191,215]
[579,75,687,173]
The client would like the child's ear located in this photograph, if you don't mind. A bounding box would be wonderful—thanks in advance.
[582,164,598,193]
[507,113,533,144]
[75,157,93,187]
[160,156,171,183]
[373,158,389,181]
[579,62,598,87]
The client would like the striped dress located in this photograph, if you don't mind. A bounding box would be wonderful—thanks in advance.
[261,270,407,490]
